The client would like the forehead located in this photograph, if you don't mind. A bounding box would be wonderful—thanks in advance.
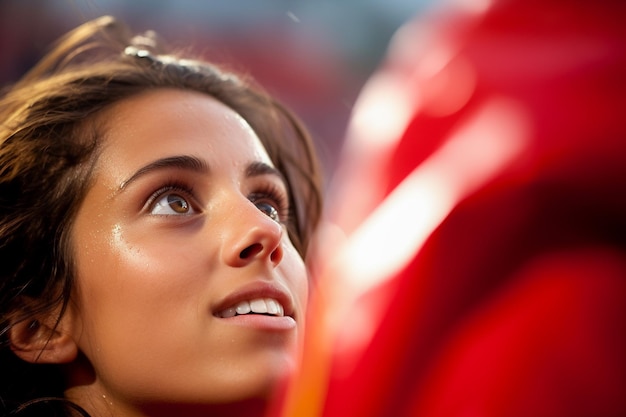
[94,88,273,180]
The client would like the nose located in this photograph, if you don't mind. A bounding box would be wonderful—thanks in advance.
[221,198,284,268]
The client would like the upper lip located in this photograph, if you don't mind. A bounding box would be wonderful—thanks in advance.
[212,281,295,319]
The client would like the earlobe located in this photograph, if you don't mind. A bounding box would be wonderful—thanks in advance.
[9,315,78,364]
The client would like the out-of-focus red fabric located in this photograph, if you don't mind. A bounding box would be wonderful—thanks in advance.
[280,0,626,416]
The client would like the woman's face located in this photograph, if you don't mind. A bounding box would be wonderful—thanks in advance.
[66,89,308,416]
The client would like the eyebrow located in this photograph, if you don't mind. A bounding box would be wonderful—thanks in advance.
[245,161,285,182]
[118,156,285,190]
[119,155,209,190]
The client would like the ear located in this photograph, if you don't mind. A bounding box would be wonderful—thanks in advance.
[8,312,78,364]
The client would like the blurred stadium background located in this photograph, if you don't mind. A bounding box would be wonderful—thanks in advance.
[0,0,432,178]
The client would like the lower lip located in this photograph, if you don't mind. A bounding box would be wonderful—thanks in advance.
[217,314,297,331]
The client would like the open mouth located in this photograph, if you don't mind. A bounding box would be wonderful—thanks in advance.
[217,298,285,318]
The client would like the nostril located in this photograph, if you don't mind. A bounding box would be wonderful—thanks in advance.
[240,243,263,259]
[270,246,282,264]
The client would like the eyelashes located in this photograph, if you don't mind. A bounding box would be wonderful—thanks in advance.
[144,180,291,223]
[247,183,291,224]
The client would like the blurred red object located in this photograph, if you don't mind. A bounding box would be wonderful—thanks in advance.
[279,0,626,416]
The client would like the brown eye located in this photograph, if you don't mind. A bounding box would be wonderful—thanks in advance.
[151,193,194,215]
[167,194,189,213]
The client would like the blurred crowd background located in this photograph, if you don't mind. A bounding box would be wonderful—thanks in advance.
[0,0,432,179]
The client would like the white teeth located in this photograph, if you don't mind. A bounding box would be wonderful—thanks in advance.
[221,298,284,318]
[266,298,279,315]
[250,299,268,314]
[266,298,284,316]
[235,301,251,315]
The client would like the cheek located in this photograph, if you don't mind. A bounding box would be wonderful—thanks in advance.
[70,223,212,386]
[71,222,208,343]
[283,242,309,311]
[281,242,309,360]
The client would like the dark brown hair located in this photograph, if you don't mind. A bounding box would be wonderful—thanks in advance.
[0,16,322,416]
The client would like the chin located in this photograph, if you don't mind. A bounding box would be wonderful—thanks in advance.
[175,376,290,417]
